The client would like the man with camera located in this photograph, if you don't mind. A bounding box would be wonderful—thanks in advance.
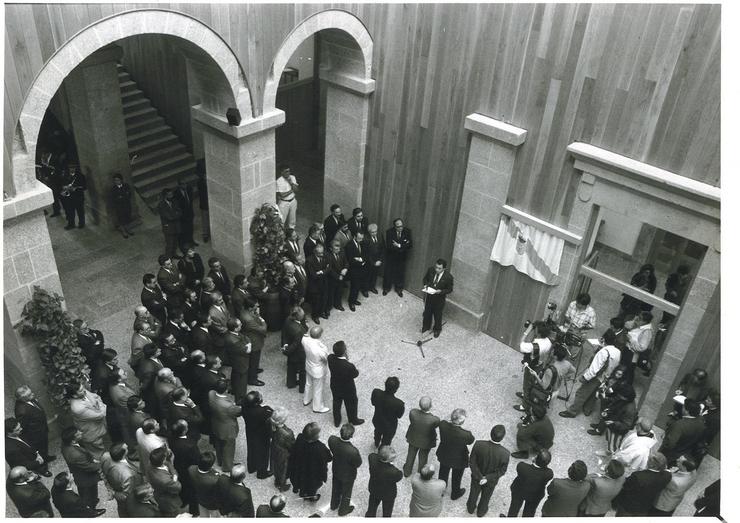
[513,321,555,413]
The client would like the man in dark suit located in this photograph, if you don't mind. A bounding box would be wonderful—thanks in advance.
[328,341,364,427]
[345,230,369,309]
[512,404,555,459]
[328,423,363,516]
[208,257,232,305]
[241,391,274,479]
[371,376,405,447]
[436,408,475,500]
[282,306,308,392]
[158,188,182,259]
[293,253,309,303]
[231,275,251,317]
[74,319,105,367]
[178,246,205,289]
[366,445,403,517]
[188,450,222,517]
[126,484,162,517]
[503,449,554,517]
[324,204,346,244]
[256,494,290,517]
[284,228,303,262]
[61,163,87,229]
[148,446,182,517]
[6,466,54,518]
[51,471,106,517]
[14,386,55,463]
[364,223,385,294]
[167,388,204,442]
[303,223,324,258]
[659,398,705,465]
[403,396,440,477]
[218,464,255,516]
[60,427,101,509]
[191,355,225,435]
[174,179,196,250]
[384,218,412,296]
[158,255,186,310]
[191,313,213,356]
[5,418,51,476]
[168,420,200,516]
[327,239,349,312]
[613,452,672,516]
[306,243,330,323]
[111,173,134,238]
[224,318,252,402]
[422,258,454,338]
[209,379,242,471]
[136,344,164,418]
[141,273,168,324]
[467,425,510,517]
[160,333,190,383]
[240,298,267,386]
[347,207,369,236]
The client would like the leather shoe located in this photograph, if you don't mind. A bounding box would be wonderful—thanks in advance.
[382,290,389,296]
[257,471,274,479]
[351,418,365,426]
[349,305,356,312]
[512,404,526,412]
[338,506,355,516]
[279,484,291,492]
[93,509,106,517]
[362,291,369,298]
[334,420,341,428]
[40,470,52,477]
[559,411,576,418]
[433,331,440,338]
[369,288,378,294]
[587,429,603,436]
[248,380,265,386]
[305,494,321,502]
[515,392,524,399]
[590,423,600,429]
[312,317,320,324]
[321,313,330,319]
[451,489,466,501]
[397,290,404,297]
[335,306,345,311]
[45,455,57,462]
[511,451,529,459]
[353,301,361,306]
[257,368,264,373]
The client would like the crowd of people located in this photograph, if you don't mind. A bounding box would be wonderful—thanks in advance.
[9,167,720,518]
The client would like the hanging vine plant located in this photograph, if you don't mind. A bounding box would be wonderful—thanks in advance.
[18,286,89,409]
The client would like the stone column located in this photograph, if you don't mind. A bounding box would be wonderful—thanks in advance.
[192,106,286,273]
[640,244,720,422]
[320,69,375,213]
[65,45,136,227]
[3,206,65,419]
[446,114,527,329]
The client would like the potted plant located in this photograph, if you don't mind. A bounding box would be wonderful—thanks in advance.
[249,202,288,330]
[18,286,90,425]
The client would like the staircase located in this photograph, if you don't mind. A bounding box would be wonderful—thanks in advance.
[118,63,198,211]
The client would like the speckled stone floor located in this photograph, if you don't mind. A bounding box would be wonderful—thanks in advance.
[5,203,719,518]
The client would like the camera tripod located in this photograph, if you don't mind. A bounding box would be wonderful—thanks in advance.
[559,338,586,403]
[401,322,447,358]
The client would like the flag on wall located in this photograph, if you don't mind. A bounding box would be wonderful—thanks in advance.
[490,216,564,285]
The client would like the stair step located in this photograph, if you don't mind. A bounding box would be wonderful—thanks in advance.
[124,106,160,124]
[121,88,146,101]
[122,98,151,112]
[129,134,180,156]
[132,153,194,179]
[138,165,198,197]
[131,144,188,168]
[119,80,137,92]
[127,125,171,146]
[126,116,166,136]
[118,71,131,81]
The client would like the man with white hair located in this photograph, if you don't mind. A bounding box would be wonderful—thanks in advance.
[606,417,658,474]
[403,396,440,477]
[366,445,403,517]
[436,408,475,500]
[303,326,331,413]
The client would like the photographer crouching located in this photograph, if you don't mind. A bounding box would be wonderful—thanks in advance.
[513,320,557,418]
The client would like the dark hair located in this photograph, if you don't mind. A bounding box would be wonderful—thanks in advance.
[639,311,653,323]
[226,318,239,331]
[385,376,400,394]
[234,274,246,288]
[149,446,166,467]
[208,257,220,267]
[535,449,552,467]
[707,388,720,408]
[330,204,341,213]
[206,355,220,368]
[352,207,363,217]
[609,316,625,330]
[197,312,211,326]
[244,390,262,407]
[531,404,547,420]
[61,427,78,445]
[491,425,506,442]
[568,460,588,481]
[685,398,701,417]
[333,341,347,357]
[606,459,625,479]
[576,293,591,306]
[109,443,127,461]
[53,472,70,490]
[101,348,118,362]
[65,382,82,399]
[199,451,216,471]
[215,378,229,394]
[158,254,170,266]
[303,422,321,442]
[143,343,158,358]
[4,418,19,434]
[142,418,158,434]
[553,344,568,361]
[172,419,189,437]
[435,258,447,269]
[172,387,188,402]
[143,273,156,285]
[393,218,403,227]
[602,330,617,346]
[169,308,183,320]
[112,173,123,180]
[340,423,355,440]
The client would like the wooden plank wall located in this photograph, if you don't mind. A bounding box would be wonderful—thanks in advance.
[4,4,721,335]
[275,79,319,165]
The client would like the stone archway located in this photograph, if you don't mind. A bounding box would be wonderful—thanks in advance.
[264,10,375,216]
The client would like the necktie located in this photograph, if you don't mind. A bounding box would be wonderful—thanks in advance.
[357,242,361,255]
[372,235,376,244]
[434,273,441,286]
[292,241,298,252]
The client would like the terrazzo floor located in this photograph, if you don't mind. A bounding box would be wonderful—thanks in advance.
[4,200,719,518]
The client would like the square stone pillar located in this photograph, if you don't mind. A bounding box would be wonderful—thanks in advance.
[4,208,65,418]
[446,114,527,329]
[192,106,286,273]
[320,69,375,213]
[65,45,137,227]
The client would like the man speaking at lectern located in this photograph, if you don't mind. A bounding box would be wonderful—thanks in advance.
[421,259,454,338]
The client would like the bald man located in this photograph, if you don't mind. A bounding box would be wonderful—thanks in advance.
[302,326,331,413]
[218,464,255,517]
[257,494,289,517]
[6,466,53,518]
